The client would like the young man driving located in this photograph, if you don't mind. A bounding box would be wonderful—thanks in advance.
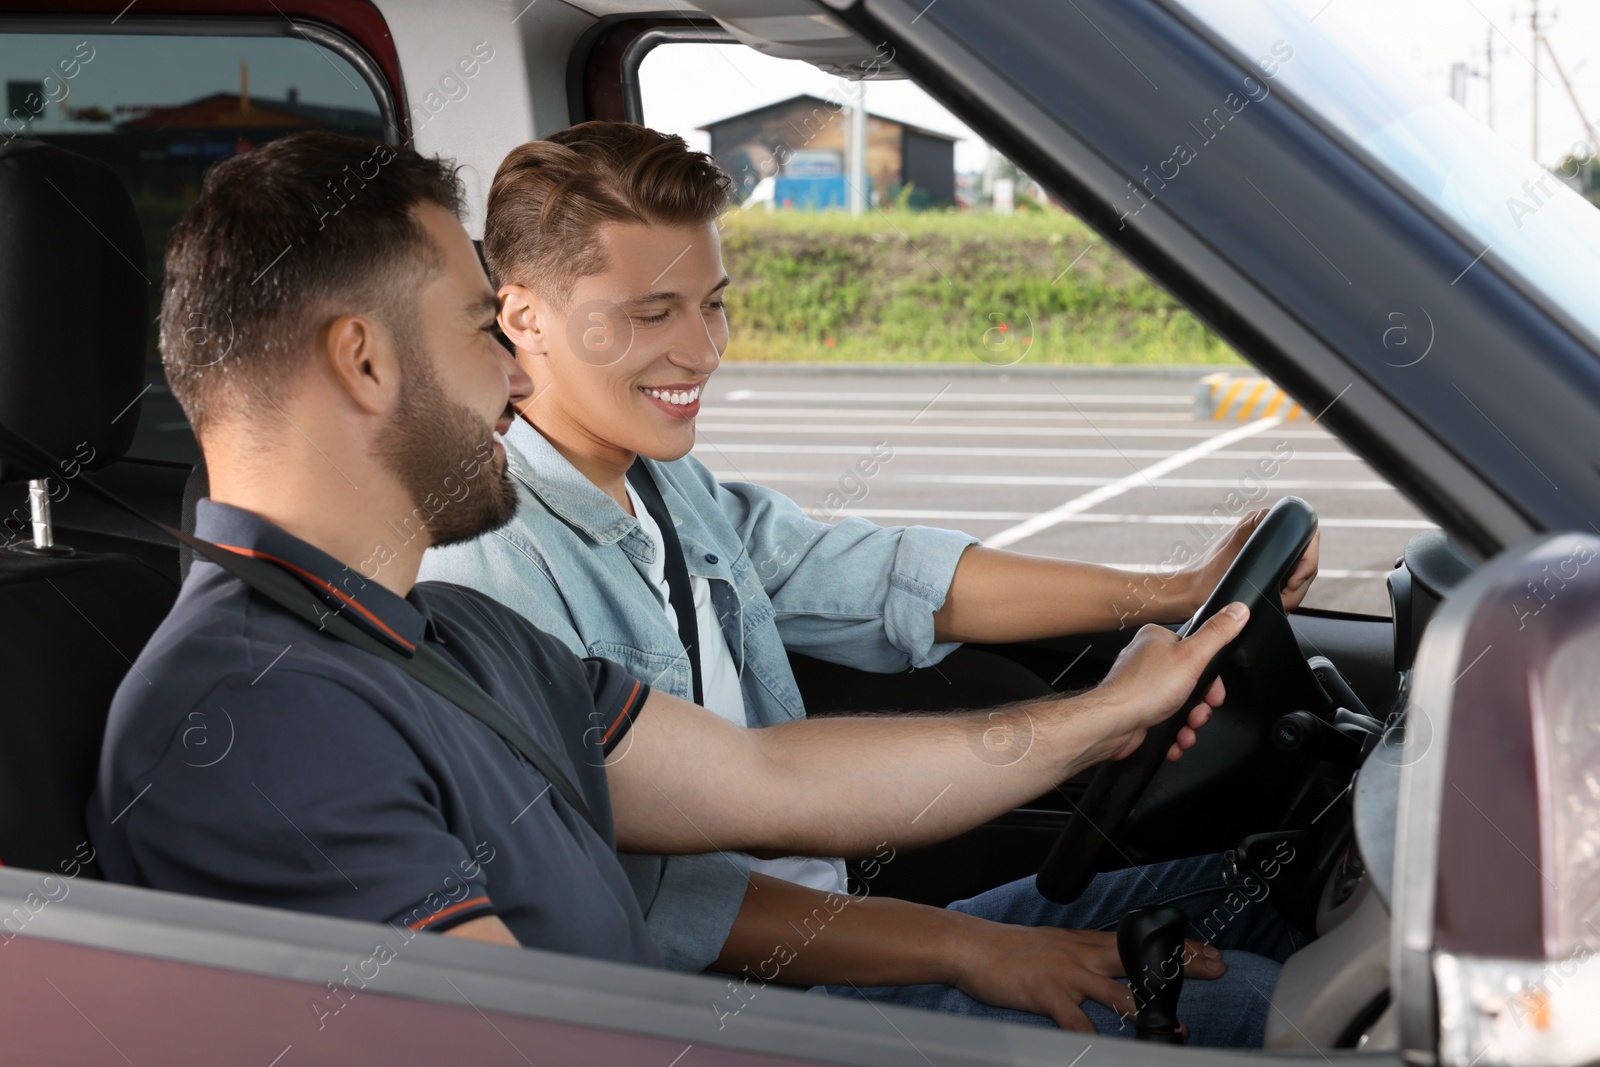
[419,122,1319,1043]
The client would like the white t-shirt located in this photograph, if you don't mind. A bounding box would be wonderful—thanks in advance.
[627,482,846,895]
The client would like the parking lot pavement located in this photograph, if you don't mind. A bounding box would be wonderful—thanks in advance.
[693,366,1432,617]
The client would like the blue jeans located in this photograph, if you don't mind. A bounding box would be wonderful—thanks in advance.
[821,853,1306,1047]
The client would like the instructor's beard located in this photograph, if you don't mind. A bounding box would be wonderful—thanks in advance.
[375,344,519,548]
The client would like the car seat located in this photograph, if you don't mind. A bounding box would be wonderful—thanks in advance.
[0,140,179,875]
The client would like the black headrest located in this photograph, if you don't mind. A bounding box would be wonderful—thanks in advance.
[0,140,147,483]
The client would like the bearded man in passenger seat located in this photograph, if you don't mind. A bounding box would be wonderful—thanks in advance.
[419,121,1320,1044]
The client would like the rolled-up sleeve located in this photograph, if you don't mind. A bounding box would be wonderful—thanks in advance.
[714,478,978,672]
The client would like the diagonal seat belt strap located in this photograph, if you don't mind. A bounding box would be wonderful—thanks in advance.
[190,536,603,838]
[626,460,705,707]
[0,422,601,837]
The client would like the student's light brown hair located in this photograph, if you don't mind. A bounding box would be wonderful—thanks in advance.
[482,121,733,307]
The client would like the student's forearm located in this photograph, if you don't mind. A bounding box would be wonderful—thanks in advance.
[710,873,973,989]
[710,873,1229,1031]
[934,510,1322,643]
[933,546,1198,643]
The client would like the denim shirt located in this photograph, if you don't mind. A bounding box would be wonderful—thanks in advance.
[419,415,979,972]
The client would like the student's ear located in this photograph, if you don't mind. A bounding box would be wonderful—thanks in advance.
[323,313,399,416]
[498,283,549,358]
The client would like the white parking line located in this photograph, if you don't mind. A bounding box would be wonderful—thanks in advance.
[719,389,1193,405]
[830,509,1036,521]
[703,373,1410,614]
[709,471,1397,490]
[831,510,1435,529]
[701,406,1199,422]
[985,417,1282,549]
[693,443,1363,460]
[1099,563,1390,580]
[694,422,1332,440]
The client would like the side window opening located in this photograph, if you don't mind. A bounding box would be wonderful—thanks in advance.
[636,40,1425,617]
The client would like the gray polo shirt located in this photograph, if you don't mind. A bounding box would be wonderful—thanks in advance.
[89,499,658,966]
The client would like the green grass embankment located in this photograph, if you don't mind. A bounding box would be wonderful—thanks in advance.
[717,209,1242,365]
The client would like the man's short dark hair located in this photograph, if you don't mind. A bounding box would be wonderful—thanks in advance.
[160,131,464,435]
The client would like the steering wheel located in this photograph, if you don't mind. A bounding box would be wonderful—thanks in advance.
[1035,496,1326,903]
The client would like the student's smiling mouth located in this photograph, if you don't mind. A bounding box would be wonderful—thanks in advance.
[639,382,703,420]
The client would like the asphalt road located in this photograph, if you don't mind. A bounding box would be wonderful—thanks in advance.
[122,362,1427,616]
[692,367,1432,617]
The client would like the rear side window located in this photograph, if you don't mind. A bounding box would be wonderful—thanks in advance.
[0,27,392,463]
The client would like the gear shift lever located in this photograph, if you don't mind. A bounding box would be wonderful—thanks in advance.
[1116,906,1188,1044]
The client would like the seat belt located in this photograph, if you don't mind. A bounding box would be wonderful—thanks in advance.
[626,460,705,707]
[0,423,602,838]
[191,537,604,837]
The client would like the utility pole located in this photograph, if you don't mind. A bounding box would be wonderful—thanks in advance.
[1540,32,1597,151]
[847,80,867,217]
[1531,0,1540,160]
[1451,62,1470,107]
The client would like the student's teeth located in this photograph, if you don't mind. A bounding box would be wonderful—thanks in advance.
[642,386,699,405]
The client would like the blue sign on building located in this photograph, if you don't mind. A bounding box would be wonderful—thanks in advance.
[773,175,873,210]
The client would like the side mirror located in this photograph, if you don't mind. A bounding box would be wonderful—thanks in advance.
[1393,532,1600,1065]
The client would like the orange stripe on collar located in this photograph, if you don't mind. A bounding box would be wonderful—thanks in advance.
[215,544,417,654]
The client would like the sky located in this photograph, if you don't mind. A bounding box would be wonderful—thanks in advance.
[639,0,1600,173]
[4,1,1595,172]
[0,32,377,134]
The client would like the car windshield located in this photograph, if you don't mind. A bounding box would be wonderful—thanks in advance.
[1172,0,1600,350]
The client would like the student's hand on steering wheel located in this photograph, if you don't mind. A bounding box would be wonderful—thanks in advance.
[948,919,1224,1033]
[1181,508,1321,615]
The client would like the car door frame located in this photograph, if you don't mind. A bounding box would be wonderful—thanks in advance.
[5,866,1351,1065]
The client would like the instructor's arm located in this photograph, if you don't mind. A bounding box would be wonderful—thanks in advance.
[605,605,1248,858]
